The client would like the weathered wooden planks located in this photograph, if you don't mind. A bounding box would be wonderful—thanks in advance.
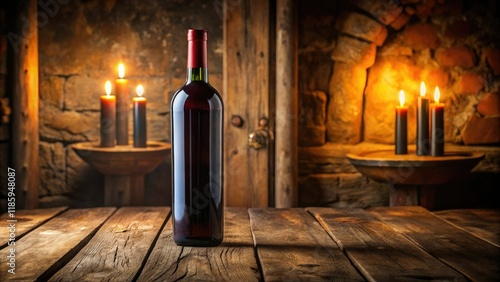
[49,207,169,281]
[137,208,260,281]
[370,206,500,281]
[434,209,500,247]
[308,207,465,281]
[249,208,363,281]
[0,207,68,249]
[0,208,115,281]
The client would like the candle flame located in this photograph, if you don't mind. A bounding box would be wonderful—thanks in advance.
[434,86,440,104]
[118,63,125,79]
[420,81,426,97]
[399,90,405,107]
[105,81,112,96]
[136,84,144,97]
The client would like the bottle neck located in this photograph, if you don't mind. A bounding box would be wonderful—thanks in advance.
[187,67,208,82]
[187,39,208,82]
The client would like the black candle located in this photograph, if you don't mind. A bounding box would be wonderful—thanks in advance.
[133,84,147,148]
[100,81,115,147]
[417,82,430,156]
[431,87,444,156]
[395,90,408,155]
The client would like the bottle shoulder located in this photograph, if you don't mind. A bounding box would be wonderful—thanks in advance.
[172,81,223,110]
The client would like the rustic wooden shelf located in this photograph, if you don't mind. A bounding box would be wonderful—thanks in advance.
[71,141,171,206]
[347,150,485,209]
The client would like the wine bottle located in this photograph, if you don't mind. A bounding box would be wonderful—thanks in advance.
[171,29,224,246]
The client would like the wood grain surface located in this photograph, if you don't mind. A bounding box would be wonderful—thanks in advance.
[249,208,363,281]
[308,207,465,281]
[0,208,115,281]
[49,207,168,282]
[0,207,68,249]
[137,208,260,281]
[434,209,500,247]
[370,206,500,281]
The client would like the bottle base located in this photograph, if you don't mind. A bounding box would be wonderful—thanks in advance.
[174,237,223,247]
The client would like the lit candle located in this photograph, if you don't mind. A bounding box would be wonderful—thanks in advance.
[100,81,116,147]
[115,63,129,145]
[395,90,408,155]
[417,82,430,156]
[133,84,147,148]
[430,86,444,156]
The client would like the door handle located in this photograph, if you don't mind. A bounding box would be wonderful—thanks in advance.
[248,118,273,150]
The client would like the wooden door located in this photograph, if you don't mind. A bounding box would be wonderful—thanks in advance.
[223,0,273,207]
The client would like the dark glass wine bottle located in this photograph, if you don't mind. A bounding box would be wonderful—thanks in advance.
[171,29,224,246]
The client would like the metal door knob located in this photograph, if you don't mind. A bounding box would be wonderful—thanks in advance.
[248,130,268,150]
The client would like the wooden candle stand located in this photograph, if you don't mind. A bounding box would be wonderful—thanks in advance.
[347,150,484,210]
[71,141,171,206]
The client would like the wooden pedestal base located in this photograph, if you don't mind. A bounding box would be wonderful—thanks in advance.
[104,175,145,206]
[71,141,171,206]
[390,185,436,210]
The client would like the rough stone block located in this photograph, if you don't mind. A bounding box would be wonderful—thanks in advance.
[477,92,500,116]
[327,62,366,144]
[65,75,106,111]
[455,73,485,95]
[403,22,440,50]
[299,174,339,206]
[39,196,72,208]
[351,0,403,25]
[390,12,412,31]
[299,126,326,147]
[299,52,334,92]
[484,48,500,76]
[432,0,464,16]
[331,36,376,68]
[66,146,104,207]
[336,12,388,46]
[435,46,476,69]
[40,104,100,142]
[335,173,390,208]
[364,57,420,143]
[40,75,64,109]
[39,142,67,196]
[461,114,500,145]
[404,5,416,15]
[299,91,327,146]
[421,67,450,89]
[445,20,478,41]
[377,42,413,57]
[415,0,436,20]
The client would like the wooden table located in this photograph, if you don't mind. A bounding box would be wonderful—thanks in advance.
[1,207,498,281]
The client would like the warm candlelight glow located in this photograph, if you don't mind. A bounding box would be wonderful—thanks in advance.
[136,84,144,97]
[118,63,125,79]
[399,90,405,107]
[105,81,112,96]
[420,81,426,97]
[434,86,440,104]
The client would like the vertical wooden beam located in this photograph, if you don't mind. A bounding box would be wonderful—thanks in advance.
[12,0,39,208]
[275,0,298,207]
[224,0,270,207]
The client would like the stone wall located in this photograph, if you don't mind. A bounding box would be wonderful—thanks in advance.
[36,0,223,207]
[298,0,500,208]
